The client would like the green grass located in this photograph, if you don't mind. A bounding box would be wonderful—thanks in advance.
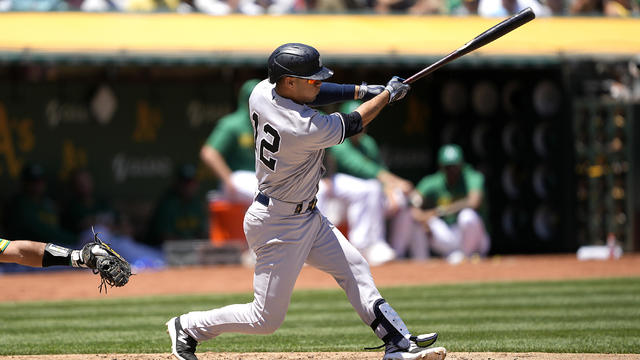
[1,277,639,355]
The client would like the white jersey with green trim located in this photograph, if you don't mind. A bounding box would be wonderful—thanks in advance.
[249,79,345,203]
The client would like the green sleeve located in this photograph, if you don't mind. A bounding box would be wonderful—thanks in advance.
[444,0,461,12]
[463,166,484,193]
[205,115,237,155]
[0,239,10,254]
[330,140,385,179]
[415,173,446,209]
[416,173,439,197]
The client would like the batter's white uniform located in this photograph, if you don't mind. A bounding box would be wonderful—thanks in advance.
[180,79,386,341]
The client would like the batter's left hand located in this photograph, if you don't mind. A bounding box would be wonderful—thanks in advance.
[357,82,386,101]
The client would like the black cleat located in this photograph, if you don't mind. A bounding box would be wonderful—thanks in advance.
[166,316,198,360]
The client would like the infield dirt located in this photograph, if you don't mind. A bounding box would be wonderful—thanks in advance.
[1,253,639,360]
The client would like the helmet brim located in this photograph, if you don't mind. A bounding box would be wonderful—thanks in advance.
[301,66,334,81]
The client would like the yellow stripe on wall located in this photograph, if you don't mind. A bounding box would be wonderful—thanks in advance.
[0,13,638,58]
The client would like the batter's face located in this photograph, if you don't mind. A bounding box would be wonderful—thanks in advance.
[279,77,322,104]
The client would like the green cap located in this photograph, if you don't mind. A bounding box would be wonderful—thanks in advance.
[438,144,463,166]
[340,100,361,114]
[239,79,261,107]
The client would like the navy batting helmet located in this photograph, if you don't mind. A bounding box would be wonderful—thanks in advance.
[268,43,334,84]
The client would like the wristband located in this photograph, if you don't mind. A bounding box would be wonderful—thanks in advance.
[42,243,72,267]
[357,83,368,99]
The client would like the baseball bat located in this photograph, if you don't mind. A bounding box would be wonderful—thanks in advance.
[403,7,536,84]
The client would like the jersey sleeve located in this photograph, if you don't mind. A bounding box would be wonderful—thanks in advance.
[308,83,356,106]
[0,238,10,254]
[306,111,346,149]
[416,174,437,197]
[464,166,485,192]
[415,174,445,208]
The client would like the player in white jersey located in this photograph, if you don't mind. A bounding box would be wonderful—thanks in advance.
[167,43,446,360]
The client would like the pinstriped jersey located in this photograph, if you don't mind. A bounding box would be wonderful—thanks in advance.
[249,79,346,203]
[0,238,10,254]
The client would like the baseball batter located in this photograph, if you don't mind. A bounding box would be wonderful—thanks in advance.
[167,43,446,360]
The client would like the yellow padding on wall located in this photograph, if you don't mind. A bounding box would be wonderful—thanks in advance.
[0,13,638,57]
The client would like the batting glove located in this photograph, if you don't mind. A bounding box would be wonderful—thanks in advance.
[357,82,387,101]
[385,76,410,104]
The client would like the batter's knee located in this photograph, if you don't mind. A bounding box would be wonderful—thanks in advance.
[250,306,286,334]
[252,316,284,334]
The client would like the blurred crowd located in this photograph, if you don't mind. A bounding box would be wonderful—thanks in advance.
[0,0,638,16]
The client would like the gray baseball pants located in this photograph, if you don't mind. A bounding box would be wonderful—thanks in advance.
[180,197,383,341]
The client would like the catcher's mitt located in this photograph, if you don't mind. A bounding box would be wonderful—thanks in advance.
[81,230,132,293]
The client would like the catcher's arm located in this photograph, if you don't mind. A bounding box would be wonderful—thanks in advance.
[79,229,132,293]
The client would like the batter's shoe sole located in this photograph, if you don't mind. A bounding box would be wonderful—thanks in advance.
[166,316,198,360]
[382,346,447,360]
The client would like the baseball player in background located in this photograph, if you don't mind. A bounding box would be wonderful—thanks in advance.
[199,78,261,265]
[200,79,262,204]
[320,100,429,262]
[167,43,446,360]
[316,158,397,265]
[410,144,490,264]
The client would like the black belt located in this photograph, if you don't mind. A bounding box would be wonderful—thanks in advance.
[255,192,270,206]
[255,192,317,214]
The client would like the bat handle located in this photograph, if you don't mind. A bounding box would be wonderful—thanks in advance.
[403,55,451,84]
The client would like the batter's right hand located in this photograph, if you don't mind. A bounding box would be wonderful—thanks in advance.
[385,76,410,103]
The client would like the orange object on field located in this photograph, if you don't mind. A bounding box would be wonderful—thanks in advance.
[209,200,248,247]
